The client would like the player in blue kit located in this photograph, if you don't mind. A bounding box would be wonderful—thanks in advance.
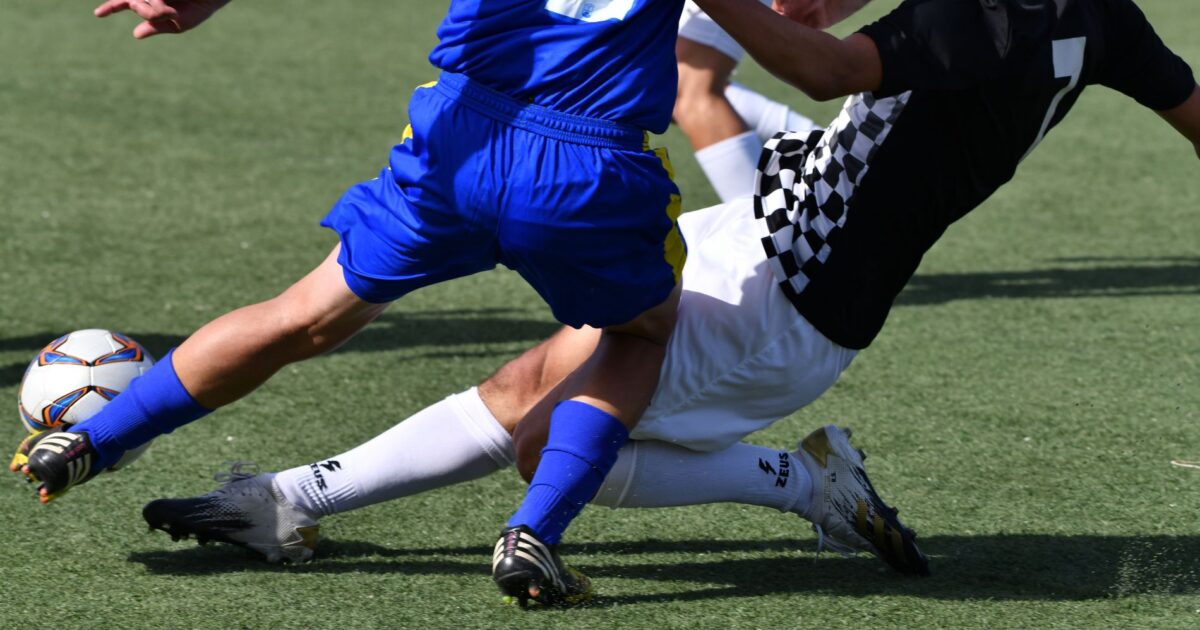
[16,0,691,604]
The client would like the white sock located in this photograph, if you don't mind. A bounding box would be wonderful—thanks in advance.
[594,440,813,517]
[275,387,513,517]
[694,130,762,202]
[725,81,820,141]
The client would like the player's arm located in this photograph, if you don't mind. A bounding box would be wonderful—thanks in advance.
[1093,0,1199,160]
[693,0,882,101]
[772,0,873,30]
[94,0,230,39]
[1159,86,1200,160]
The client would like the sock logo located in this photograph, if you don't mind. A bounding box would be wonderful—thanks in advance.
[308,460,341,491]
[758,458,777,476]
[760,452,791,488]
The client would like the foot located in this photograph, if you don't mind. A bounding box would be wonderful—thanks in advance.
[795,425,930,576]
[16,430,102,503]
[142,463,319,563]
[491,525,594,608]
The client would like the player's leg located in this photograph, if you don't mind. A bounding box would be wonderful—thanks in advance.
[591,429,929,575]
[143,325,600,561]
[19,80,502,502]
[20,246,389,501]
[270,324,599,518]
[724,81,821,140]
[173,245,386,409]
[674,0,817,201]
[674,12,761,202]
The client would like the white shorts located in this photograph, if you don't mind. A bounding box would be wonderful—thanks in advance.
[630,198,858,451]
[677,0,771,62]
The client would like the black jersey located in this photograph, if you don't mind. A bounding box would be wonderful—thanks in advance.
[754,0,1195,350]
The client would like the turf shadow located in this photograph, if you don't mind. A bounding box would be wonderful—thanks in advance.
[899,256,1200,306]
[126,534,1200,602]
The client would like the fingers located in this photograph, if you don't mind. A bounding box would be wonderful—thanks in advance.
[133,17,184,39]
[95,0,186,38]
[94,0,134,18]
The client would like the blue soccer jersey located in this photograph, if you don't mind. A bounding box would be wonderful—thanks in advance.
[430,0,684,133]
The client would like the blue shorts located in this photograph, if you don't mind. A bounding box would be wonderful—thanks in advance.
[321,72,686,328]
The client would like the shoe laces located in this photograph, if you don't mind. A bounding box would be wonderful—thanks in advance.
[213,461,261,484]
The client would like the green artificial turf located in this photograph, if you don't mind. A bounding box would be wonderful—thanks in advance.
[1,1,1197,627]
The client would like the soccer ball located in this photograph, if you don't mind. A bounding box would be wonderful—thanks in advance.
[18,329,156,469]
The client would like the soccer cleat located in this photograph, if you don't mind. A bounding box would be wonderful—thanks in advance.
[492,525,594,608]
[142,463,319,563]
[16,430,102,503]
[795,424,931,576]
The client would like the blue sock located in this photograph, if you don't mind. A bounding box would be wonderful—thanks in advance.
[507,401,629,545]
[71,350,211,471]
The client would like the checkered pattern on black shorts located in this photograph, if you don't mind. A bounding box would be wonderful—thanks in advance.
[753,92,911,306]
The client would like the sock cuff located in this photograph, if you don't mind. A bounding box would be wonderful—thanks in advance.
[72,349,211,467]
[448,387,514,467]
[545,401,629,463]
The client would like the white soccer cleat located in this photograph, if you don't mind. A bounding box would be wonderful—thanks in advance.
[795,425,930,576]
[142,463,319,563]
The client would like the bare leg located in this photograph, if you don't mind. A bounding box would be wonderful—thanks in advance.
[479,325,601,434]
[673,38,747,151]
[174,245,388,408]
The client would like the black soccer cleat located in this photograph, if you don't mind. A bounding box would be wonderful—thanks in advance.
[17,430,102,503]
[142,464,319,563]
[492,525,594,608]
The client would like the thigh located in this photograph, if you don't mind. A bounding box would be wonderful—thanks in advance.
[631,200,857,451]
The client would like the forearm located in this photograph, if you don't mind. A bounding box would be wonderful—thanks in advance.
[1158,84,1200,159]
[694,0,881,101]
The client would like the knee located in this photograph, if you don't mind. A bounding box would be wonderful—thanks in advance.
[673,64,726,131]
[511,421,544,483]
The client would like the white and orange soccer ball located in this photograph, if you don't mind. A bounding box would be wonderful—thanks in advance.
[18,329,156,469]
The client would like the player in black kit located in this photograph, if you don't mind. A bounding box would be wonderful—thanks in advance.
[697,0,1199,350]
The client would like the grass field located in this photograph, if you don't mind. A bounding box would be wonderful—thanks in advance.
[2,1,1199,627]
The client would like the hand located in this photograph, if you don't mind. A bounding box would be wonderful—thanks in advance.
[94,0,231,39]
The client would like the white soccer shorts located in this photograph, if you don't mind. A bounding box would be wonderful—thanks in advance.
[631,197,858,452]
[677,0,772,62]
